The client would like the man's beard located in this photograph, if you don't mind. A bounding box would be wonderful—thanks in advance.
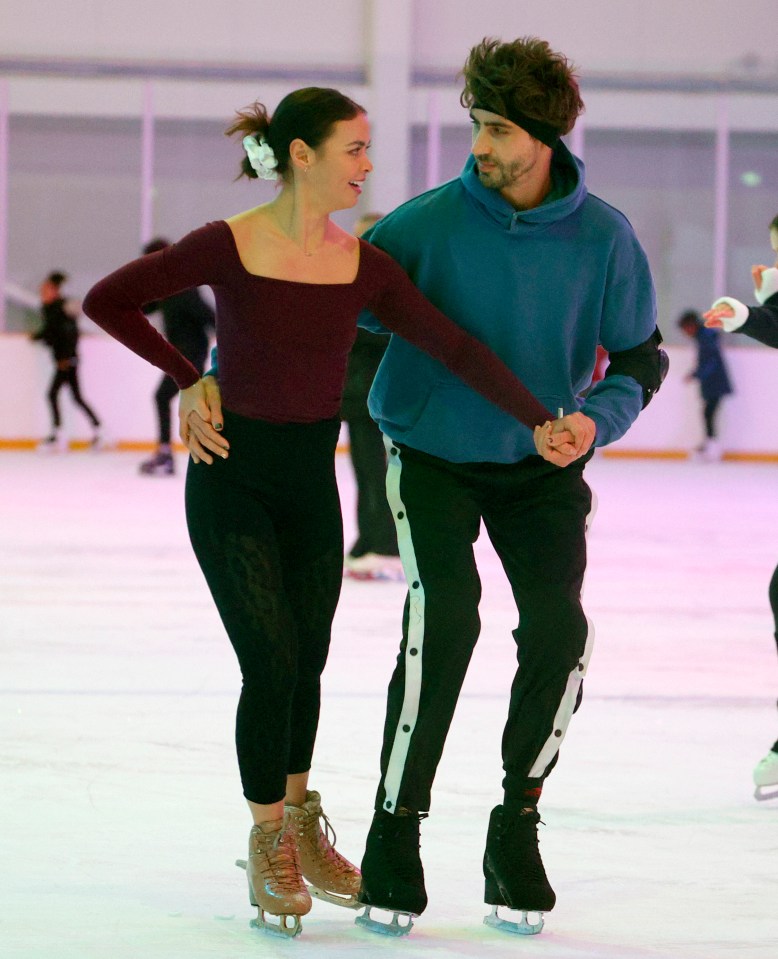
[476,157,526,191]
[476,157,534,190]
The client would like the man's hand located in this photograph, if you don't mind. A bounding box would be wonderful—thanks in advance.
[178,376,229,465]
[534,412,596,468]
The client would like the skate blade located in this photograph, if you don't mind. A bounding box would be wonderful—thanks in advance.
[355,905,415,936]
[754,785,778,802]
[250,908,302,939]
[309,884,362,910]
[344,569,400,582]
[483,904,544,936]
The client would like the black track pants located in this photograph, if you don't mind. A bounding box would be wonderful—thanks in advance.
[375,444,594,815]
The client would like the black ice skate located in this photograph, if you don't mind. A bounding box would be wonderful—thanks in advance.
[139,449,174,476]
[355,810,427,937]
[483,804,556,936]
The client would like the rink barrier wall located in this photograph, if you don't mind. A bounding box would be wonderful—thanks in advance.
[2,334,777,459]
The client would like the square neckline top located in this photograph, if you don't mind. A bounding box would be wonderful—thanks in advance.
[217,219,365,287]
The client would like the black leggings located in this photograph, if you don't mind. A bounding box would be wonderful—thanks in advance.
[48,364,100,429]
[185,410,343,804]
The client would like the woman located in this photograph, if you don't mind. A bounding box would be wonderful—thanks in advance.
[83,87,560,938]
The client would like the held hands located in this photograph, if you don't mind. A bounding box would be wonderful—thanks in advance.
[703,303,734,329]
[533,412,596,467]
[178,377,229,465]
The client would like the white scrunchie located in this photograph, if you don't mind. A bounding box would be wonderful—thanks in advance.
[755,266,778,305]
[242,135,278,180]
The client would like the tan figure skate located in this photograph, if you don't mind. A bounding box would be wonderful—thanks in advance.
[236,817,312,938]
[285,790,362,909]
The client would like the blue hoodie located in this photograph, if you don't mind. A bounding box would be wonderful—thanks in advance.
[360,145,657,464]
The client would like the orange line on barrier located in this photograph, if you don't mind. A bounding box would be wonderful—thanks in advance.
[1,440,776,462]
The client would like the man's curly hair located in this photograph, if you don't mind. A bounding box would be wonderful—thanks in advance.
[460,37,584,136]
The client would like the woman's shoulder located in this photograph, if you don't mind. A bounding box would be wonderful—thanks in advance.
[173,219,232,253]
[164,221,238,277]
[358,239,405,277]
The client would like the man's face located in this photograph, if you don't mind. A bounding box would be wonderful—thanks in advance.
[770,227,778,268]
[469,108,546,193]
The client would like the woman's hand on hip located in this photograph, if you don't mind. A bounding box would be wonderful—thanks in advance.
[178,377,229,465]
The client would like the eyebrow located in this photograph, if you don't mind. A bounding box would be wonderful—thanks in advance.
[469,112,511,129]
[346,139,371,147]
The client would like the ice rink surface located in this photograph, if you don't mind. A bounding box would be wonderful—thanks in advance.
[2,449,777,959]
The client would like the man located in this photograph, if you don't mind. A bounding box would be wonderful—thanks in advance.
[138,238,214,476]
[182,36,666,936]
[31,271,102,450]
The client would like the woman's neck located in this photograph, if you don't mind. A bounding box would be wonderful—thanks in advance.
[266,189,332,257]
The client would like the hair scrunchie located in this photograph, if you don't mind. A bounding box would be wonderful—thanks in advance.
[243,135,278,180]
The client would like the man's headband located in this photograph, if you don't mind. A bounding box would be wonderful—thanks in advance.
[471,102,561,148]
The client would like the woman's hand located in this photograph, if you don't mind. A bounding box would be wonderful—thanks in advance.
[533,412,596,467]
[178,377,229,465]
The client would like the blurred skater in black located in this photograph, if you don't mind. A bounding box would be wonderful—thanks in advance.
[138,238,215,475]
[31,271,101,451]
[341,213,401,580]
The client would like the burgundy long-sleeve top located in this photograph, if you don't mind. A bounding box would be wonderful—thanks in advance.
[83,220,551,429]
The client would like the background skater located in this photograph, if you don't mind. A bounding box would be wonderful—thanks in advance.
[341,212,402,581]
[677,308,732,462]
[31,271,101,451]
[138,238,215,476]
[704,212,778,803]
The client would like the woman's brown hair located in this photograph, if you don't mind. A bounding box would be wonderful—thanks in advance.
[226,87,366,180]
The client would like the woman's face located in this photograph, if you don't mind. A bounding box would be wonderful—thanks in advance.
[305,113,373,211]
